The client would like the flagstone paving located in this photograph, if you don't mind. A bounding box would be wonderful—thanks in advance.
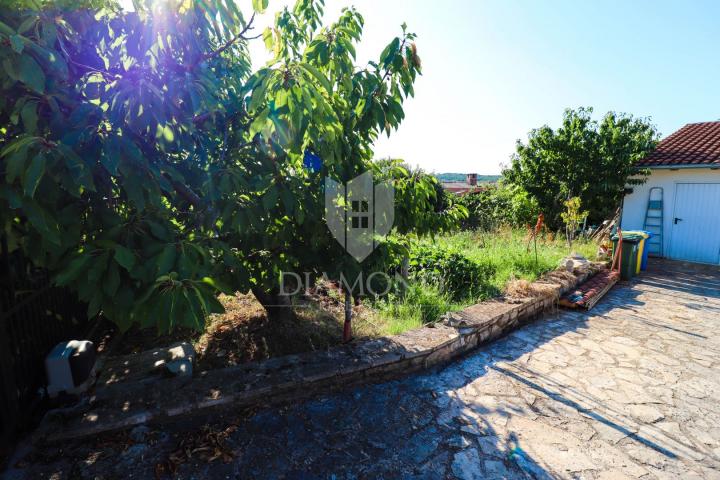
[7,260,720,479]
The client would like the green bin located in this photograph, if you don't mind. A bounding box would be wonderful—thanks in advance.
[611,233,642,280]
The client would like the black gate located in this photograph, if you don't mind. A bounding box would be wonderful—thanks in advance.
[0,236,91,456]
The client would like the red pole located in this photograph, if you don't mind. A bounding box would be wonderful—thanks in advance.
[611,229,623,273]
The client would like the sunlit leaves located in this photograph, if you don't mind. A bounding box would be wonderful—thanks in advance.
[0,0,430,333]
[252,0,269,14]
[504,107,658,228]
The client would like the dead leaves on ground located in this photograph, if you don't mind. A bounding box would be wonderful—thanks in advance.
[155,424,237,478]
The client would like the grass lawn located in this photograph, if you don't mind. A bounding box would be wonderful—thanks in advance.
[429,228,596,293]
[372,228,597,335]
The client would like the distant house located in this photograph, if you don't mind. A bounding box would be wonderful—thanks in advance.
[441,173,481,194]
[622,121,720,264]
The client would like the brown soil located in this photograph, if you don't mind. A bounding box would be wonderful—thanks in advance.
[112,281,382,370]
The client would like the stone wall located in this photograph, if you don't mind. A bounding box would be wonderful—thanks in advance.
[35,263,603,443]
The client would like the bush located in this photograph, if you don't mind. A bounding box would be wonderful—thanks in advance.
[456,184,538,231]
[408,244,495,300]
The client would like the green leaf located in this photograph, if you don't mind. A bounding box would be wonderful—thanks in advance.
[22,199,60,245]
[17,16,36,34]
[380,37,400,67]
[104,262,121,297]
[252,0,269,13]
[5,146,29,183]
[146,290,175,333]
[201,276,233,295]
[123,175,146,211]
[114,245,136,271]
[1,134,36,157]
[20,101,38,134]
[87,291,103,318]
[262,186,278,210]
[23,152,45,198]
[249,77,270,112]
[301,63,332,93]
[56,143,96,191]
[156,244,176,276]
[249,108,270,138]
[55,255,91,286]
[18,55,45,94]
[102,136,121,175]
[193,284,225,315]
[10,34,24,54]
[182,289,204,330]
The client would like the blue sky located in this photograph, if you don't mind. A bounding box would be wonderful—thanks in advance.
[250,0,720,174]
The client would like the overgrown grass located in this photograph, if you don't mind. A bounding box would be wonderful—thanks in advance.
[371,228,597,335]
[122,229,598,364]
[430,228,596,292]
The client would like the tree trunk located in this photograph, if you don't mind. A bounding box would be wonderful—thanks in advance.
[343,290,352,343]
[252,287,296,324]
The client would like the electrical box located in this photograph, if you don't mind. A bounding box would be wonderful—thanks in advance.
[45,340,96,397]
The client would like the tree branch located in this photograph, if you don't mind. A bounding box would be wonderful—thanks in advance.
[201,12,258,63]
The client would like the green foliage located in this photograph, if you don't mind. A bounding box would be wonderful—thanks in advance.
[373,283,456,333]
[421,229,596,294]
[560,196,589,248]
[375,160,467,237]
[407,243,495,301]
[0,0,449,332]
[455,183,538,230]
[503,107,658,228]
[372,229,598,336]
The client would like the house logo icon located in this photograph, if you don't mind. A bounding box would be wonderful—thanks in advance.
[325,171,395,262]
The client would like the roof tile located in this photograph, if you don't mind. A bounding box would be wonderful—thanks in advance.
[639,121,720,167]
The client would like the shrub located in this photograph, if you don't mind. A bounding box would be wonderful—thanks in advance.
[456,184,538,231]
[408,244,495,300]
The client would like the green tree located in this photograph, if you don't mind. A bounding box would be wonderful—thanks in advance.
[0,0,464,332]
[560,196,588,250]
[455,183,538,231]
[503,107,658,229]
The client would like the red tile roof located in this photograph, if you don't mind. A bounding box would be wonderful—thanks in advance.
[638,121,720,167]
[441,182,480,194]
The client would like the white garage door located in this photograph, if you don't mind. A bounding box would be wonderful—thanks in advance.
[669,183,720,264]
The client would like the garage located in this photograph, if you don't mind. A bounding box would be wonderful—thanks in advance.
[621,121,720,265]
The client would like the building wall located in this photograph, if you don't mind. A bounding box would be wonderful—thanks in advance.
[621,167,720,258]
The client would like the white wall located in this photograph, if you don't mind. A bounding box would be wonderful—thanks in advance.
[621,167,720,258]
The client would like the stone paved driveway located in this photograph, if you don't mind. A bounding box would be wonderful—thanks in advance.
[8,260,720,479]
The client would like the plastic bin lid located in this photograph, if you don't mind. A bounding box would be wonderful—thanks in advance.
[611,232,644,242]
[623,230,650,239]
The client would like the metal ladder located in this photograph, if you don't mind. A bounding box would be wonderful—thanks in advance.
[643,187,664,256]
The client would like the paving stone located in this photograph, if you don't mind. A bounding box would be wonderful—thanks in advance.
[626,404,665,424]
[451,448,483,480]
[483,459,510,477]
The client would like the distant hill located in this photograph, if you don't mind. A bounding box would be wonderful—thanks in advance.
[435,173,501,183]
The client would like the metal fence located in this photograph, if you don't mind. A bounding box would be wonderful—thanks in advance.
[0,237,90,454]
